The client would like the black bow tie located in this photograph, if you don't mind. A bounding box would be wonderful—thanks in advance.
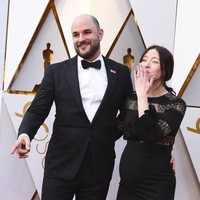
[81,60,101,69]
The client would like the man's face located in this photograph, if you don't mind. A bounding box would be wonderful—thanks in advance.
[71,16,103,61]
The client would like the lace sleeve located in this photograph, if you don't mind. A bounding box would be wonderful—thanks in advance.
[157,99,186,136]
[129,98,186,145]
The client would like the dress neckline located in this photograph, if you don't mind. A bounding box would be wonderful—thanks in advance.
[148,92,170,100]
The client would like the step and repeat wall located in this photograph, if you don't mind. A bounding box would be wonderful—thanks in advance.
[0,0,200,199]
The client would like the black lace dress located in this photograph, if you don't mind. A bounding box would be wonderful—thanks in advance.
[117,92,186,200]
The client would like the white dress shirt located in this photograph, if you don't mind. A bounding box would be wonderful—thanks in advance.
[78,55,108,122]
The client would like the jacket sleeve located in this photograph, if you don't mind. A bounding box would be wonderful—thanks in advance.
[18,65,55,140]
[115,66,133,140]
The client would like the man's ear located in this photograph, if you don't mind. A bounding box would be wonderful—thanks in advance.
[99,29,104,41]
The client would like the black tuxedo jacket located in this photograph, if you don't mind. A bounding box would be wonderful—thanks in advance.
[18,56,133,182]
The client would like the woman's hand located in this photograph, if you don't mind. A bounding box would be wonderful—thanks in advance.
[133,63,154,97]
[133,63,155,117]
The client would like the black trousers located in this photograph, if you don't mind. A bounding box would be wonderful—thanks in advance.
[41,146,110,200]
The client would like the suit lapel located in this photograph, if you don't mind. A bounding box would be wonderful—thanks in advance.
[92,57,117,123]
[64,56,87,117]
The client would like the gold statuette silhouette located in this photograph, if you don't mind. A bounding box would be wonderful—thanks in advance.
[123,48,135,71]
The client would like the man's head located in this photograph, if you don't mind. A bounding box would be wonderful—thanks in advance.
[71,14,104,61]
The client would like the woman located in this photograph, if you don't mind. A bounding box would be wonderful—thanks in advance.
[117,45,186,200]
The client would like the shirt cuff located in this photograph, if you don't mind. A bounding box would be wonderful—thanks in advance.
[18,133,30,140]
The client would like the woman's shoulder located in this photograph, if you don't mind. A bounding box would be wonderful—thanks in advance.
[165,92,186,104]
[164,92,187,115]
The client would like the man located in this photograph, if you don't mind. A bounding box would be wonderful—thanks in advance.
[11,14,133,200]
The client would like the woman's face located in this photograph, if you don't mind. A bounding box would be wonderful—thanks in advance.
[141,49,162,82]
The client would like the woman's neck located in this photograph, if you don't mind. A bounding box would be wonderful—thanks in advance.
[147,82,168,98]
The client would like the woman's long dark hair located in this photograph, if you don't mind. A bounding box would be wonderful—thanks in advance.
[140,45,175,94]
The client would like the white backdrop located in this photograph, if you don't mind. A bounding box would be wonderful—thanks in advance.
[0,0,200,199]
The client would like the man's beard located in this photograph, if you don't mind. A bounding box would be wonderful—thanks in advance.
[76,41,100,60]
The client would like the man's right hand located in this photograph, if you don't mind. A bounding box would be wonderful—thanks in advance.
[11,134,31,159]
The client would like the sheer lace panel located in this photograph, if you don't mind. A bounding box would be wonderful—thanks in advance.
[155,135,175,145]
[153,102,185,116]
[158,119,171,136]
[126,99,185,116]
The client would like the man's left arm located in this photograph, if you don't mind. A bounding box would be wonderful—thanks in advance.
[115,66,133,140]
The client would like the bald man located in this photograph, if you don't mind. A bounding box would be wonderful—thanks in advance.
[11,14,132,200]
